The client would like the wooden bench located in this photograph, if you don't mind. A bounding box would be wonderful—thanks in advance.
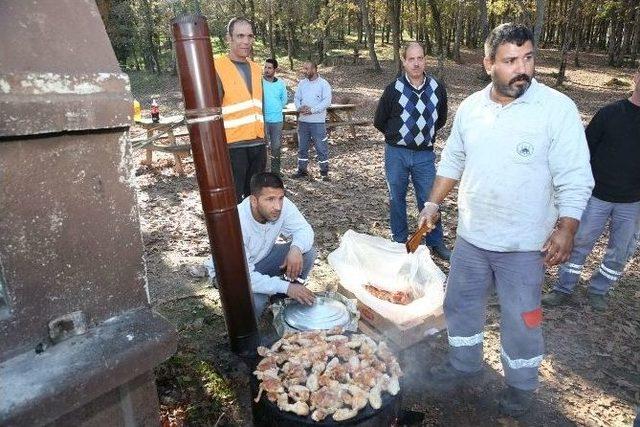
[133,116,190,175]
[282,103,370,142]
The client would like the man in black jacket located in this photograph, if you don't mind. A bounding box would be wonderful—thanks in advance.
[543,65,640,311]
[374,41,450,260]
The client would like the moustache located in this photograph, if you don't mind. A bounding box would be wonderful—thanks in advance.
[509,74,531,85]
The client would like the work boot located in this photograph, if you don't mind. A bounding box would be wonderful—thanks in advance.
[588,293,608,311]
[541,290,571,307]
[290,169,308,179]
[428,243,451,261]
[498,386,534,417]
[429,361,482,388]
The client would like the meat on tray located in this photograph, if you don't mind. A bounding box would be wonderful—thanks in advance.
[253,327,402,422]
[364,284,413,305]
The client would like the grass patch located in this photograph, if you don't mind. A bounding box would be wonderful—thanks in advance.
[156,351,235,425]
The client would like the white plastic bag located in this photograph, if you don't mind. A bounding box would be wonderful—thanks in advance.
[327,229,445,325]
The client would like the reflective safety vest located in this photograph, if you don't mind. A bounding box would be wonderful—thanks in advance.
[215,55,264,144]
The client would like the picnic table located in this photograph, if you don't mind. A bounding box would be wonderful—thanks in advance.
[282,103,369,141]
[133,115,190,175]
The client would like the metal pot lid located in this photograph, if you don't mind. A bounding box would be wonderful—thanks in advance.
[283,296,351,331]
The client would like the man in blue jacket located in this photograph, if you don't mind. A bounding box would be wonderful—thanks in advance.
[373,41,450,260]
[263,58,288,175]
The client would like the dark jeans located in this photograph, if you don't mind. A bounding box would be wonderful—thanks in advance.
[384,144,443,246]
[229,143,267,202]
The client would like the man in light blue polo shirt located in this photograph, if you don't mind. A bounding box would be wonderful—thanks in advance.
[419,23,594,416]
[262,58,288,175]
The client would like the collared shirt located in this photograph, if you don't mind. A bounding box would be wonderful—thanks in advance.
[438,79,594,252]
[404,73,426,90]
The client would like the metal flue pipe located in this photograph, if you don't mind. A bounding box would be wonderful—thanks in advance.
[171,14,258,355]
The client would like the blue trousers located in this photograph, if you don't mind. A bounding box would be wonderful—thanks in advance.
[297,122,329,174]
[445,238,545,391]
[384,144,443,246]
[554,196,640,296]
[252,241,317,319]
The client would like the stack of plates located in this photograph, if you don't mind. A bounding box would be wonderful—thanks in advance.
[283,296,351,331]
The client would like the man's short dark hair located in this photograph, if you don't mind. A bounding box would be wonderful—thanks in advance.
[266,58,278,69]
[305,60,318,70]
[227,17,254,36]
[484,23,534,60]
[250,172,284,196]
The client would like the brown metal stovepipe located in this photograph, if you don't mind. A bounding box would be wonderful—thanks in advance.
[171,14,258,355]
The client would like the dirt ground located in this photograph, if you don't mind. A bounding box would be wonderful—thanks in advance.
[130,49,640,426]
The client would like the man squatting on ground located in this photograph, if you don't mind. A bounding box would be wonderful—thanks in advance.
[215,17,266,201]
[238,173,317,320]
[262,58,288,175]
[373,41,451,260]
[418,23,594,416]
[292,61,332,181]
[543,65,640,312]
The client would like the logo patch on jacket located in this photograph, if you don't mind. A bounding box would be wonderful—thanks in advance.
[516,142,534,158]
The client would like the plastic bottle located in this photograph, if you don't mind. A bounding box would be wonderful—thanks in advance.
[133,99,142,122]
[151,99,160,123]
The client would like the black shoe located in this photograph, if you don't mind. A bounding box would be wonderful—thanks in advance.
[429,361,482,388]
[541,290,571,307]
[320,173,331,182]
[290,170,308,179]
[429,243,451,261]
[588,293,608,311]
[499,386,534,417]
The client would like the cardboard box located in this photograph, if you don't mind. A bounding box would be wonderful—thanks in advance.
[338,284,446,351]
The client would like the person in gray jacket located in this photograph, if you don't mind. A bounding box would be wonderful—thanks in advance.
[418,23,594,416]
[291,61,332,181]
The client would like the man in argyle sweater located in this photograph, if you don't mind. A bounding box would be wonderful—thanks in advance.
[374,41,450,260]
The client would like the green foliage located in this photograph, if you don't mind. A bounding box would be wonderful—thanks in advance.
[99,0,638,72]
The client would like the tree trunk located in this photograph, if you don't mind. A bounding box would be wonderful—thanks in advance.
[248,0,255,32]
[360,0,382,71]
[574,18,582,67]
[286,23,294,70]
[453,0,464,62]
[388,0,401,74]
[608,15,623,66]
[533,0,545,54]
[267,0,275,60]
[621,0,636,57]
[140,0,159,73]
[357,9,363,44]
[478,0,489,47]
[556,0,579,85]
[371,0,377,44]
[428,0,445,78]
[631,3,640,63]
